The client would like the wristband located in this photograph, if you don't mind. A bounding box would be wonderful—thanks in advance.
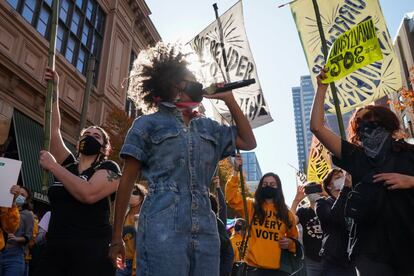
[109,241,125,248]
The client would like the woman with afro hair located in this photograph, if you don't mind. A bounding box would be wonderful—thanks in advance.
[110,43,256,276]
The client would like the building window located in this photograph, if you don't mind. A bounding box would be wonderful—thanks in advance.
[22,0,36,24]
[6,0,106,79]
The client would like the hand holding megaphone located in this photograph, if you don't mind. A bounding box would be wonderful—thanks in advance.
[203,79,256,101]
[203,79,256,94]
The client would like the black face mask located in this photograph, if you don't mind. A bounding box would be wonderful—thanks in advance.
[357,121,391,159]
[78,135,102,156]
[261,186,278,199]
[234,223,243,232]
[183,81,204,103]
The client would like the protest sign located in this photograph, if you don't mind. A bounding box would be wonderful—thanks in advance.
[0,157,22,207]
[322,18,383,84]
[188,1,272,128]
[291,0,402,114]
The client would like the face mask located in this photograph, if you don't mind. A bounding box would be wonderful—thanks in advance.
[332,176,345,190]
[358,121,391,159]
[78,135,102,156]
[261,186,278,199]
[183,81,204,103]
[307,194,321,202]
[234,223,243,232]
[15,195,26,207]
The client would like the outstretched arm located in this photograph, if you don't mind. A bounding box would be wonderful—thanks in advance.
[204,91,256,150]
[310,70,342,158]
[44,68,71,164]
[109,157,141,267]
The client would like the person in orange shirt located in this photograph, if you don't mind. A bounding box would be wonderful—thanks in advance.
[116,184,147,276]
[0,185,21,251]
[226,155,298,275]
[230,218,246,264]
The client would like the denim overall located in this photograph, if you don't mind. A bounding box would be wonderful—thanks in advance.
[120,103,236,276]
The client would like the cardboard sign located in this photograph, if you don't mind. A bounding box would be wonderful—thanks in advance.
[322,18,383,84]
[0,157,22,207]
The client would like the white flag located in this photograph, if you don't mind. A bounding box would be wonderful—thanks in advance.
[188,1,272,128]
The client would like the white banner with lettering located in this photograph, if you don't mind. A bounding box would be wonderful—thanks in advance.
[188,1,273,128]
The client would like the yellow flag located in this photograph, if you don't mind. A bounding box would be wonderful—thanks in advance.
[322,18,383,84]
[307,136,332,183]
[290,0,402,114]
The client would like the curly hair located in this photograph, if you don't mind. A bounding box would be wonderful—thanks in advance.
[79,126,111,161]
[348,105,401,145]
[127,42,192,113]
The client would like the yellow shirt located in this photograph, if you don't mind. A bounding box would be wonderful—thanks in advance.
[0,206,20,251]
[231,232,243,263]
[122,212,136,260]
[225,175,298,270]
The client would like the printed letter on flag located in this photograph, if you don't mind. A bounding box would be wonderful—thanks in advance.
[307,136,331,183]
[290,0,402,114]
[322,18,383,84]
[188,1,272,128]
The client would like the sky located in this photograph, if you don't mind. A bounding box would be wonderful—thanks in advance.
[145,0,413,204]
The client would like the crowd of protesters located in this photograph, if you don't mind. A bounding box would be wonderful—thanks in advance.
[1,42,414,276]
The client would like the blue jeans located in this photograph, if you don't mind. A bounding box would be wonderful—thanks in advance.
[116,259,133,276]
[0,247,25,276]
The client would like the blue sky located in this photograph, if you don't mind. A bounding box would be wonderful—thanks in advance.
[146,0,413,204]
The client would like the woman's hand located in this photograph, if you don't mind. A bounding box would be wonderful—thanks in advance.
[316,68,329,91]
[373,173,414,190]
[212,176,220,189]
[39,150,58,171]
[279,237,292,249]
[44,67,59,86]
[294,185,305,202]
[108,240,126,269]
[344,173,352,188]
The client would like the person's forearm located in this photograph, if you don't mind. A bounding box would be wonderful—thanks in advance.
[112,159,141,242]
[49,163,96,203]
[224,96,256,150]
[310,86,327,133]
[290,199,300,215]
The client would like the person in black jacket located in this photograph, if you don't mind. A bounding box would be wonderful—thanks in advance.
[311,69,414,276]
[210,193,234,276]
[315,169,356,276]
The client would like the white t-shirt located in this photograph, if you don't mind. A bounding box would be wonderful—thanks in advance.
[38,211,51,231]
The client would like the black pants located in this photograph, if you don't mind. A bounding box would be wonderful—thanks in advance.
[355,255,414,276]
[34,237,115,276]
[246,267,289,276]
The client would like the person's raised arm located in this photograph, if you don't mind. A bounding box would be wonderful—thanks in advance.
[109,157,141,267]
[204,91,256,150]
[44,68,71,164]
[310,70,342,158]
[290,185,305,224]
[39,151,120,203]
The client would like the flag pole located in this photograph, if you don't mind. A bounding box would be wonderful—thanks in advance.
[42,0,59,191]
[311,0,346,139]
[213,2,250,230]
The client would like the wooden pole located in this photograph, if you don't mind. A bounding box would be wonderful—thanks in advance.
[79,56,96,133]
[212,3,249,227]
[311,0,346,139]
[42,0,59,191]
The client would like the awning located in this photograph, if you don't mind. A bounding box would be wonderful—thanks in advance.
[13,110,75,203]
